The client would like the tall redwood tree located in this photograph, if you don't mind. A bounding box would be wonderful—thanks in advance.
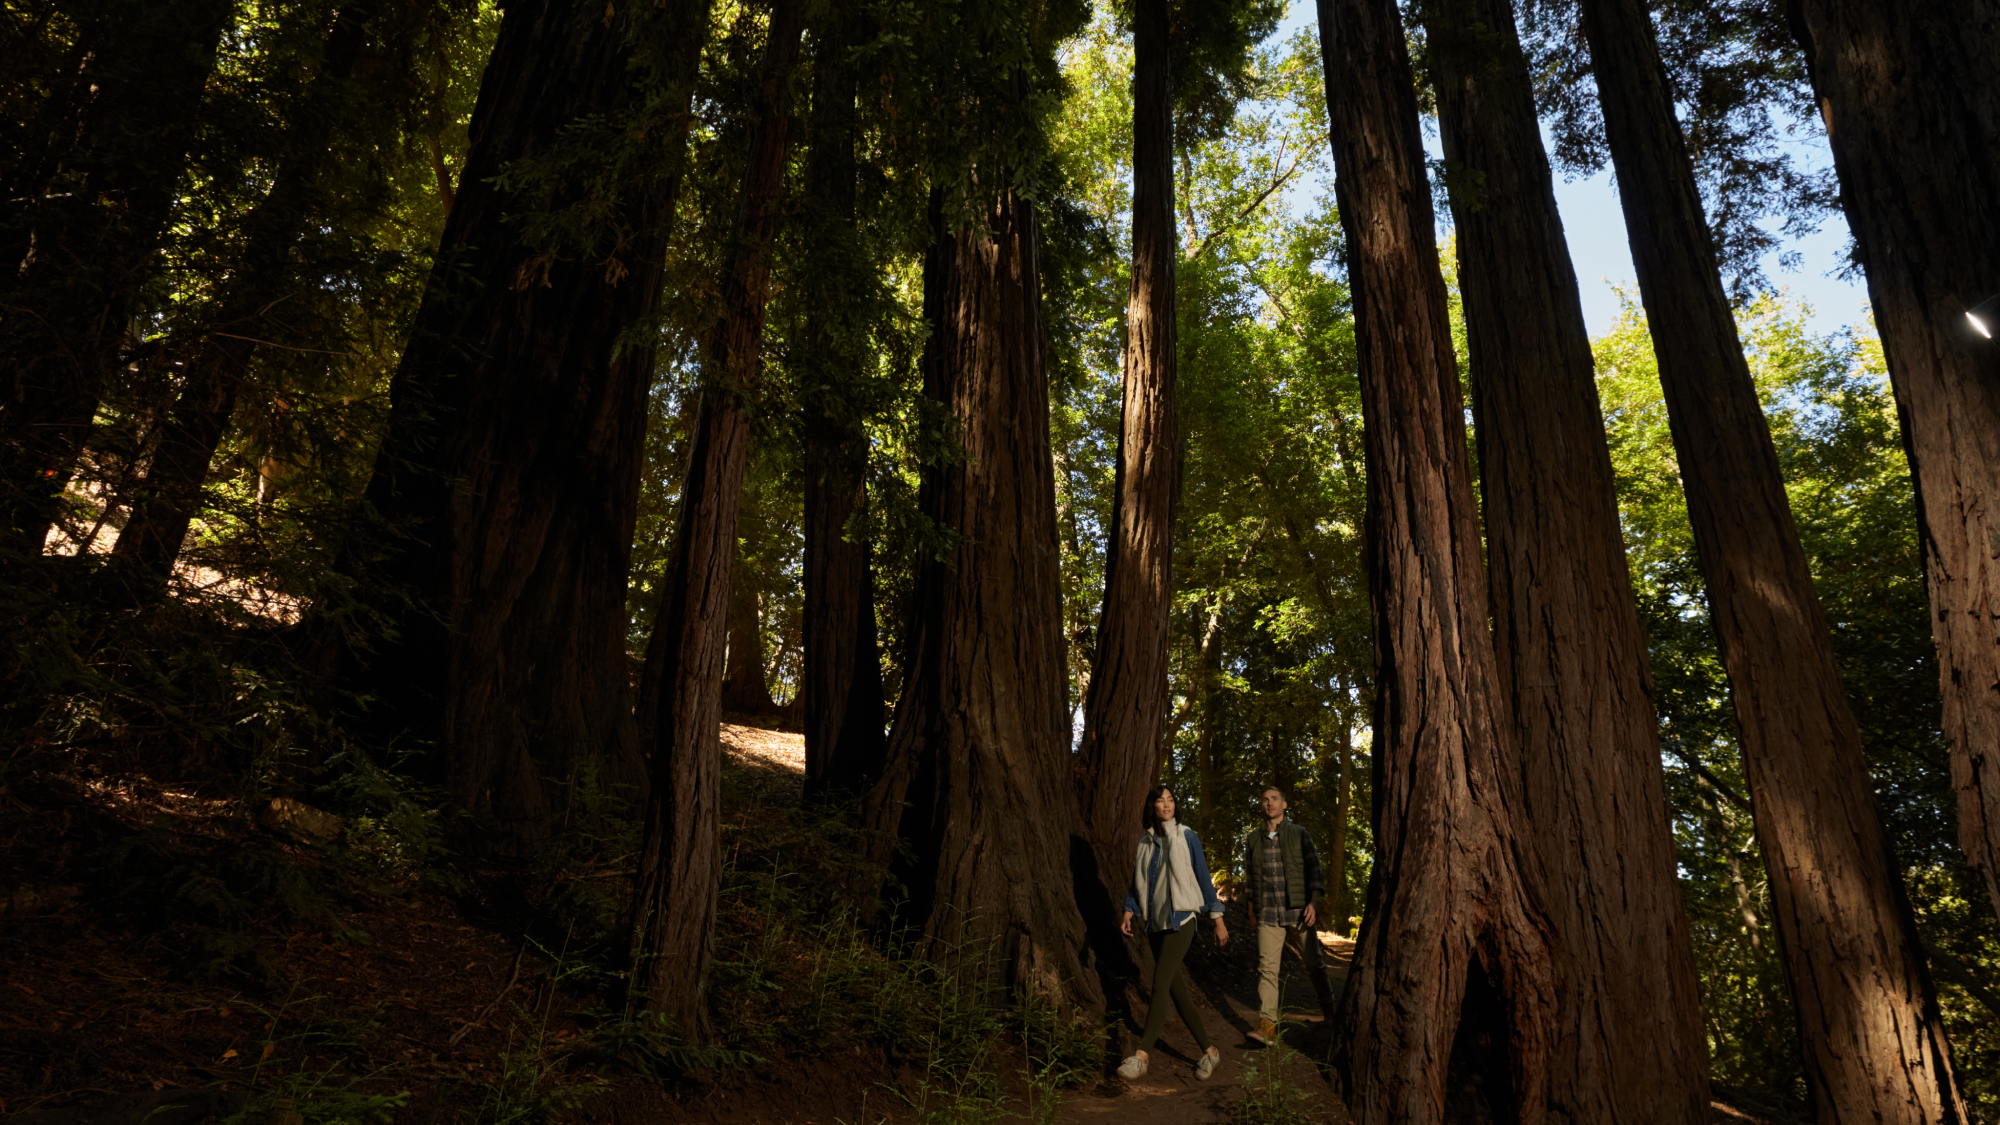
[1423,0,1708,1117]
[1792,0,2000,927]
[628,0,805,1033]
[1316,0,1558,1117]
[1579,0,1965,1115]
[1075,0,1179,966]
[859,178,1101,1006]
[346,0,711,850]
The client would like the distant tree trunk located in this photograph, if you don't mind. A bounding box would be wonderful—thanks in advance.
[858,182,1100,1009]
[800,6,886,800]
[1422,0,1709,1118]
[0,0,231,554]
[720,558,779,716]
[627,0,804,1034]
[1792,0,2000,929]
[1579,0,1966,1116]
[1314,0,1559,1119]
[112,0,380,581]
[1328,708,1351,937]
[345,0,710,850]
[1076,0,1179,984]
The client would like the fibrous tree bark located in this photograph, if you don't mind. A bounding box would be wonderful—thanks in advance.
[1791,0,2000,928]
[859,181,1100,1008]
[1076,0,1180,980]
[1422,0,1709,1117]
[346,0,710,849]
[0,0,231,554]
[112,0,380,581]
[799,5,887,802]
[1315,0,1558,1118]
[1579,0,1965,1115]
[627,0,804,1034]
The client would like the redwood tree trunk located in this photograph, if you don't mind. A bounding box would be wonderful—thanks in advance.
[345,0,710,850]
[113,0,379,581]
[1580,0,1965,1116]
[1791,0,2000,928]
[858,184,1100,1008]
[799,6,887,802]
[1423,0,1709,1118]
[0,0,230,554]
[1315,0,1559,1119]
[628,0,804,1032]
[1075,0,1179,992]
[720,558,779,716]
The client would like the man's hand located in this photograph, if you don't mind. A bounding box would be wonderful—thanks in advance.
[1214,918,1229,947]
[1121,911,1136,938]
[1301,903,1317,929]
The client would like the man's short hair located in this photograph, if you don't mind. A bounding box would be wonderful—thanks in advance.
[1259,784,1287,799]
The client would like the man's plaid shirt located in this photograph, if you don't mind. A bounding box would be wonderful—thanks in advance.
[1257,830,1300,925]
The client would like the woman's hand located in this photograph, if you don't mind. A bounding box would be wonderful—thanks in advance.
[1213,918,1229,947]
[1121,911,1136,938]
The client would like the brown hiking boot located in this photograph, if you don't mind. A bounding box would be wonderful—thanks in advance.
[1248,1017,1277,1046]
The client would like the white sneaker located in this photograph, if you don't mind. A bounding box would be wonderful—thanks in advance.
[1195,1047,1220,1081]
[1117,1053,1148,1080]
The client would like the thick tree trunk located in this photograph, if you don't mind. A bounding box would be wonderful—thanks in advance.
[0,0,230,554]
[1314,0,1559,1119]
[346,0,710,850]
[1422,0,1709,1118]
[627,0,803,1033]
[1579,0,1965,1116]
[112,0,379,580]
[1791,0,2000,928]
[1076,0,1179,936]
[858,184,1100,1009]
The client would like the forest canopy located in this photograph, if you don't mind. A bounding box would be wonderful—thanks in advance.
[3,0,1998,1120]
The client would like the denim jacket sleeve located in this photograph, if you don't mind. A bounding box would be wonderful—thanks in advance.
[1186,829,1225,918]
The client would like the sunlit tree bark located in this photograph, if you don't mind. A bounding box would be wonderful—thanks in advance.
[1792,0,2000,929]
[1316,0,1559,1117]
[1422,0,1708,1117]
[1580,0,1965,1115]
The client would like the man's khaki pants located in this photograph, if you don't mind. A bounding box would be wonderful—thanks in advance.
[1256,921,1337,1023]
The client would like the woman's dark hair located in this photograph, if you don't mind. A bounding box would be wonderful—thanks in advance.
[1143,785,1176,831]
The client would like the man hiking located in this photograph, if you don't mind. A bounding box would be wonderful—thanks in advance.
[1241,784,1338,1044]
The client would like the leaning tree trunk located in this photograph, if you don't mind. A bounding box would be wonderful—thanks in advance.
[1315,0,1559,1119]
[858,183,1101,1009]
[627,0,804,1034]
[1791,0,2000,928]
[0,0,231,555]
[112,0,380,581]
[1422,0,1709,1118]
[1579,0,1965,1116]
[1075,0,1179,988]
[799,5,887,802]
[345,0,710,850]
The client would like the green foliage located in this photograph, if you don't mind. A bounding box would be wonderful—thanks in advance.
[1228,1034,1319,1125]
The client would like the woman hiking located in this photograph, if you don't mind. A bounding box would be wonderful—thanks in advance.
[1117,785,1229,1081]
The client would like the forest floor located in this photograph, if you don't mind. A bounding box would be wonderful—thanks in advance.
[0,723,1793,1124]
